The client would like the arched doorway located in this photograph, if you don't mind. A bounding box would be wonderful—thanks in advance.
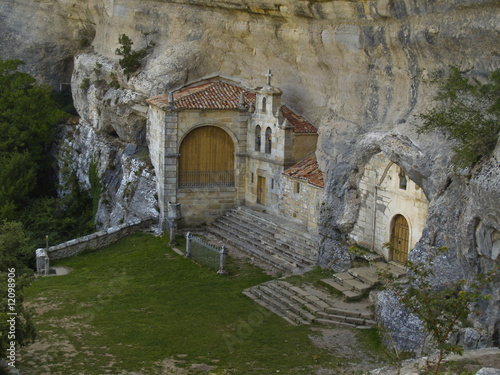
[391,214,410,264]
[179,126,235,187]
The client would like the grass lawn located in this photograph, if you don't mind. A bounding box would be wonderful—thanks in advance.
[18,233,384,374]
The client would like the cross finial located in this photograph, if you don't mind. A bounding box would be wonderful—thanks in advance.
[265,69,273,86]
[239,91,246,109]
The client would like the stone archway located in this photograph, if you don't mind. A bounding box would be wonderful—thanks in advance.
[391,214,410,264]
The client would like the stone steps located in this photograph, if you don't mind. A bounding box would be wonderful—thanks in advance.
[236,207,318,255]
[208,226,295,272]
[321,261,407,299]
[216,216,314,267]
[206,206,318,274]
[243,280,375,329]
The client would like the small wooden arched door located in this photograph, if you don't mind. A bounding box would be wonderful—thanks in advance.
[391,215,410,264]
[179,126,234,187]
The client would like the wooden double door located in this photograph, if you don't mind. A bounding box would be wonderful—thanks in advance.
[178,126,234,187]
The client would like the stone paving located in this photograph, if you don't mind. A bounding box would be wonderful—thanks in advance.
[321,261,407,299]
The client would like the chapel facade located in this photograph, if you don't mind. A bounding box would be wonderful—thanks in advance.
[349,152,430,263]
[146,73,319,231]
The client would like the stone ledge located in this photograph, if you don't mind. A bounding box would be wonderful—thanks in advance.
[46,218,156,261]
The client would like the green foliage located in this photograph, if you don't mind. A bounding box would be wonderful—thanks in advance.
[0,221,34,273]
[0,58,96,248]
[80,77,90,90]
[115,34,147,79]
[109,72,120,89]
[0,58,67,219]
[55,173,95,240]
[0,222,37,355]
[0,59,67,159]
[0,152,37,217]
[418,66,500,168]
[378,247,499,374]
[51,88,78,116]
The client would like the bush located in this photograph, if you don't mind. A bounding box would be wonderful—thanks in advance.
[80,77,90,90]
[115,34,146,79]
[418,66,500,168]
[378,247,499,374]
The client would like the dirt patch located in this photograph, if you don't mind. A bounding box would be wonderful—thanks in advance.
[190,363,212,372]
[25,297,63,315]
[309,327,384,373]
[152,358,189,374]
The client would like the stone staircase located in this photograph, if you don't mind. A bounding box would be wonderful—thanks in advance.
[243,279,376,329]
[321,261,407,299]
[206,206,318,274]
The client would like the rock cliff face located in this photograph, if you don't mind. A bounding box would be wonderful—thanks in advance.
[1,0,499,349]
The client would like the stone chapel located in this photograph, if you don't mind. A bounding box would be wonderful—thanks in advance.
[146,72,319,228]
[145,72,429,265]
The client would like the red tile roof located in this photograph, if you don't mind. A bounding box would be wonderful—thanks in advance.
[283,154,324,188]
[146,81,256,110]
[146,80,317,133]
[281,106,317,133]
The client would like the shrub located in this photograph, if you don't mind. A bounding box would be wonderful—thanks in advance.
[115,34,147,79]
[80,77,90,90]
[377,247,499,374]
[418,66,500,168]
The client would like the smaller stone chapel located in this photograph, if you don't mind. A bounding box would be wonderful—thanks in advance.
[146,72,323,234]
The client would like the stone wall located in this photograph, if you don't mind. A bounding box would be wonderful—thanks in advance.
[292,134,318,165]
[177,188,238,227]
[280,176,322,234]
[245,157,284,215]
[46,219,156,261]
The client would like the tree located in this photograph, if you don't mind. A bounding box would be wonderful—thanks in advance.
[378,247,499,374]
[418,66,500,168]
[0,57,96,247]
[0,58,67,217]
[115,34,147,79]
[0,222,37,359]
[0,59,67,160]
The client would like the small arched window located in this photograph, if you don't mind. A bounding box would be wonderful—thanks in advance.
[265,127,272,154]
[399,168,407,190]
[262,97,267,113]
[255,125,261,152]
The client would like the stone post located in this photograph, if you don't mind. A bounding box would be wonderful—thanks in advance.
[217,246,228,275]
[36,248,49,275]
[167,202,182,245]
[185,232,192,258]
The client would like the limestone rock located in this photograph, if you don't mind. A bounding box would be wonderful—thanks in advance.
[373,290,425,353]
[56,120,158,229]
[72,53,148,144]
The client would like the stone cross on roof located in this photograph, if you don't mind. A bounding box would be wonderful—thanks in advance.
[266,69,273,86]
